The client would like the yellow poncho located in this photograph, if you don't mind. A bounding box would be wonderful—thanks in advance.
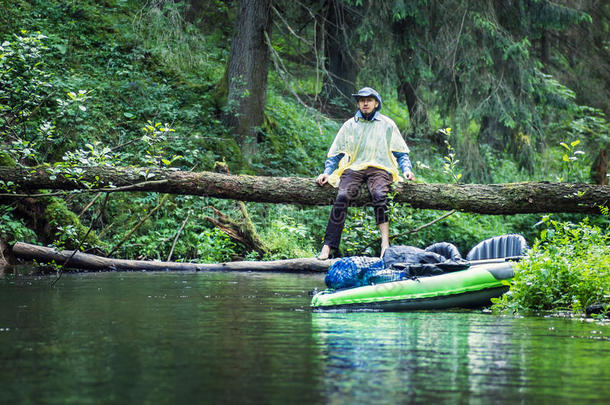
[327,113,410,187]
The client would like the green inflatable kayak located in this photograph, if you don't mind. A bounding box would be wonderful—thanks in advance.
[311,259,516,311]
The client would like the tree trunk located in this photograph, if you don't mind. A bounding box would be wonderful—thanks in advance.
[591,149,609,186]
[10,242,331,273]
[321,0,359,108]
[1,166,608,215]
[393,18,425,136]
[223,0,272,160]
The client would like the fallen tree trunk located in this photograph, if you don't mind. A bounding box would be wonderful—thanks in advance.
[1,165,608,214]
[10,242,332,273]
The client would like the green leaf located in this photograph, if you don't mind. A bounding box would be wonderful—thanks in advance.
[54,44,67,55]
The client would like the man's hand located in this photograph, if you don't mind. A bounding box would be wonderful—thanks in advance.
[404,171,415,181]
[316,173,330,186]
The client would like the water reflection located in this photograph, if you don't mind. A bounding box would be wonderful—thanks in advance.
[312,311,610,403]
[0,272,325,404]
[1,271,609,404]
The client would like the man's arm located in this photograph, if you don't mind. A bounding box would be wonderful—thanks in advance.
[393,151,415,180]
[317,153,345,185]
[323,153,344,175]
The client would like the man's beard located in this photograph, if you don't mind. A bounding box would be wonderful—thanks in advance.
[360,109,375,120]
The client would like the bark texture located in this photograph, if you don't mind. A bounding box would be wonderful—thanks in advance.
[224,0,272,159]
[592,149,609,186]
[10,242,331,273]
[1,166,609,215]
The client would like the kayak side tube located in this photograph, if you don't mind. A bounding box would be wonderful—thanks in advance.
[311,261,515,311]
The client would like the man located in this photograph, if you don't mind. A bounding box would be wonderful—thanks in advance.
[316,87,415,260]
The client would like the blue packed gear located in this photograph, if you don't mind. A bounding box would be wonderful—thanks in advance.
[325,244,471,290]
[325,256,385,290]
[365,268,408,285]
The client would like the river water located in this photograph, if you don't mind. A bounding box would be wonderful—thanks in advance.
[1,270,609,404]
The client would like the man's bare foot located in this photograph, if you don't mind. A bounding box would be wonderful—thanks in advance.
[377,222,390,258]
[380,244,389,258]
[317,245,331,260]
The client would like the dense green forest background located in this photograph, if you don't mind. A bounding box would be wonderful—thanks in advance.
[1,0,609,264]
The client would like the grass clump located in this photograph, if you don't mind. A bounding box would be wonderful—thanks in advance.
[492,215,610,314]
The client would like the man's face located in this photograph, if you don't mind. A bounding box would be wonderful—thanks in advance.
[358,96,379,115]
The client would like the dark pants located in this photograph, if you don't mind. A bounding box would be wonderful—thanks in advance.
[324,167,392,249]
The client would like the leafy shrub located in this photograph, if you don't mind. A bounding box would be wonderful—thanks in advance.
[251,92,338,177]
[492,216,610,314]
[195,228,238,263]
[341,206,381,256]
[0,31,54,161]
[261,215,317,260]
[0,206,37,243]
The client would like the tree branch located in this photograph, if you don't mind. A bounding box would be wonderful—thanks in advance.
[360,210,457,253]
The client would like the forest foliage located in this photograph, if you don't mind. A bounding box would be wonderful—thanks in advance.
[0,0,608,300]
